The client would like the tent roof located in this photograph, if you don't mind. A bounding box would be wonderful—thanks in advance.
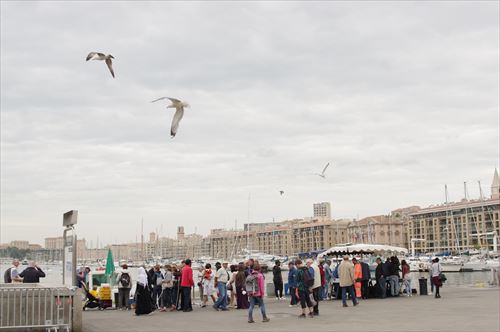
[317,244,408,258]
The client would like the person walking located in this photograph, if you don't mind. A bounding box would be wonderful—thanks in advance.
[135,267,153,316]
[180,259,194,312]
[19,261,45,283]
[308,259,321,316]
[295,259,314,318]
[213,261,229,311]
[288,262,298,307]
[339,255,359,307]
[360,259,371,299]
[247,262,270,323]
[353,257,362,298]
[272,260,284,300]
[401,260,412,297]
[322,260,333,300]
[431,258,443,298]
[235,263,249,309]
[116,264,132,310]
[375,258,386,298]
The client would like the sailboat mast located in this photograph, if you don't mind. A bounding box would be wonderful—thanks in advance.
[247,193,251,254]
[141,218,144,261]
[444,185,450,253]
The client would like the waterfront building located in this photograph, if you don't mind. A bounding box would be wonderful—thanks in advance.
[9,240,30,249]
[144,230,204,260]
[407,171,500,253]
[206,218,350,259]
[313,202,331,219]
[44,237,87,259]
[407,198,500,253]
[346,206,419,249]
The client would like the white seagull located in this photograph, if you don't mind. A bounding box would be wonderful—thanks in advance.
[151,97,190,138]
[314,162,330,178]
[86,52,115,78]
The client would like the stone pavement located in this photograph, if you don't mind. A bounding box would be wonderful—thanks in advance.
[83,286,500,332]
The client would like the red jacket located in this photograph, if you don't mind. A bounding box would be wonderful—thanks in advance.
[319,264,325,286]
[180,265,194,287]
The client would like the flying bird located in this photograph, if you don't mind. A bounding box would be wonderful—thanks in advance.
[279,190,285,196]
[314,162,330,178]
[151,97,190,138]
[86,52,115,78]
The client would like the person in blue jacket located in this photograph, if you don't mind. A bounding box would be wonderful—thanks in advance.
[287,262,298,306]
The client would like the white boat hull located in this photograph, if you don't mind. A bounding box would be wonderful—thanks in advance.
[441,264,463,272]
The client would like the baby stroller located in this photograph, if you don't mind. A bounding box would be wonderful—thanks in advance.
[82,283,103,311]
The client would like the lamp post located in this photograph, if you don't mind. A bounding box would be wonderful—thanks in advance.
[62,210,78,287]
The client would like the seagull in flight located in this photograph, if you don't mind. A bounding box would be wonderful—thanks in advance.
[314,162,330,178]
[151,97,190,138]
[279,190,285,196]
[86,52,115,78]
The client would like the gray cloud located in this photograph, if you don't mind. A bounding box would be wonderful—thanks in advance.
[1,2,498,245]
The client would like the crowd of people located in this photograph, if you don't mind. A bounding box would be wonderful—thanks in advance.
[125,254,445,322]
[3,254,445,322]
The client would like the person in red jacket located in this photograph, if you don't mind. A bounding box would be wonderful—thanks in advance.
[319,263,325,300]
[180,259,194,312]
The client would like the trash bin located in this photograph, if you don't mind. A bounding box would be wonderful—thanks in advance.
[419,277,428,295]
[266,283,275,297]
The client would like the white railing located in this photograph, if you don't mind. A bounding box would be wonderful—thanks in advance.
[0,284,80,331]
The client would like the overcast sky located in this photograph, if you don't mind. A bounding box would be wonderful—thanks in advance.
[1,1,499,246]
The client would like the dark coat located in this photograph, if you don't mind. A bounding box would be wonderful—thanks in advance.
[272,265,282,282]
[382,261,391,276]
[19,267,45,283]
[375,263,384,280]
[361,262,371,281]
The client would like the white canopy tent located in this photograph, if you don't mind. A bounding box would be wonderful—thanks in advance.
[317,244,408,258]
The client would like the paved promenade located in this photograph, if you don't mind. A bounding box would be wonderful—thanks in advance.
[83,286,500,332]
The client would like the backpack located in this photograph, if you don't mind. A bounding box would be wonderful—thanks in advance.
[119,272,131,288]
[4,268,12,283]
[332,264,339,279]
[303,268,314,288]
[245,273,259,296]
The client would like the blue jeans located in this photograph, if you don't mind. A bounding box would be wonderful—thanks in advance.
[248,296,266,320]
[403,278,411,296]
[322,282,330,299]
[214,282,227,309]
[341,286,357,305]
[388,275,399,296]
[161,287,173,308]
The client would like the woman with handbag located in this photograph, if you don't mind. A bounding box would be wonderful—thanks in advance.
[401,260,412,297]
[430,258,443,298]
[235,263,249,309]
